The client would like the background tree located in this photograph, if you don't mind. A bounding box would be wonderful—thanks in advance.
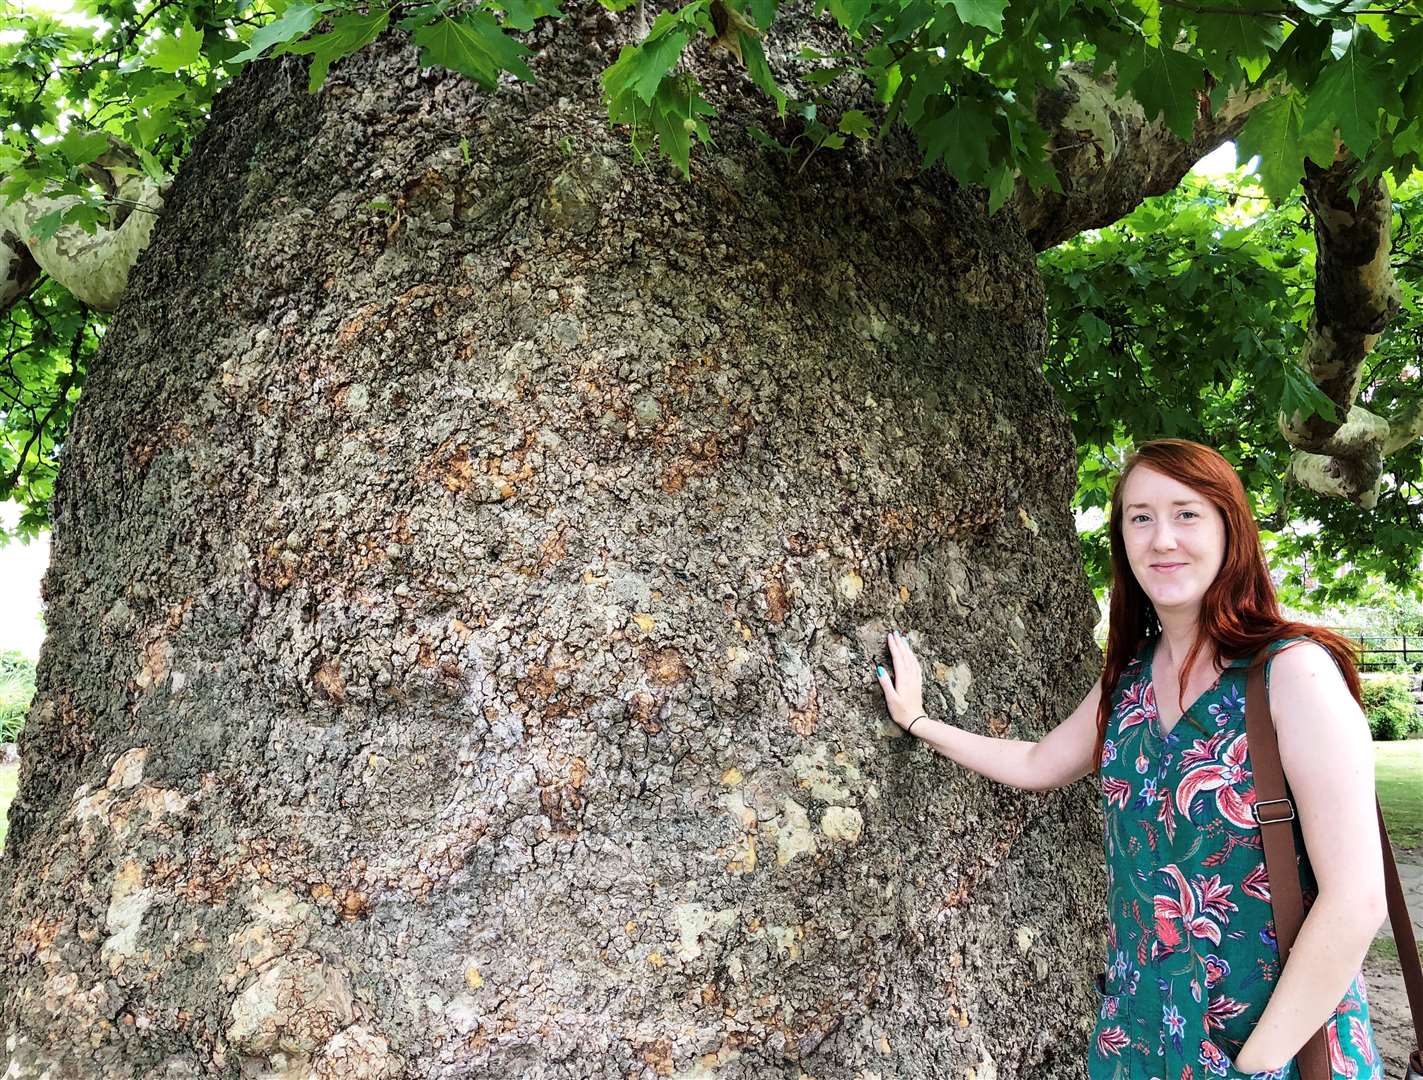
[1,1,1421,1078]
[1042,168,1423,605]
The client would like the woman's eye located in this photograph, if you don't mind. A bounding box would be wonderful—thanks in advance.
[1131,514,1148,524]
[1179,511,1198,520]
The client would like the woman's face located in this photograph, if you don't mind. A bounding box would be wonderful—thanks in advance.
[1118,464,1227,617]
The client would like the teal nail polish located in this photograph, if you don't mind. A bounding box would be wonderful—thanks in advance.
[876,665,885,676]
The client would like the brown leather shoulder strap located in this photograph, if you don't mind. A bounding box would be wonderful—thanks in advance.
[1245,658,1331,1079]
[1246,653,1423,1078]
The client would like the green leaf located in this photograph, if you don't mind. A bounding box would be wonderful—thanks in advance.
[490,0,564,32]
[919,97,995,181]
[647,77,716,178]
[135,145,167,183]
[1237,92,1337,202]
[946,0,1006,34]
[826,0,872,35]
[281,8,391,93]
[837,109,873,137]
[985,158,1014,214]
[602,29,691,106]
[741,35,787,117]
[1192,3,1285,80]
[28,206,71,245]
[1257,19,1331,91]
[1299,39,1402,159]
[748,0,777,30]
[1114,41,1206,140]
[145,20,204,73]
[747,124,794,156]
[1281,360,1339,426]
[408,11,536,89]
[230,3,326,64]
[55,127,110,166]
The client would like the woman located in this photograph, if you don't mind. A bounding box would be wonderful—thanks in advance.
[875,438,1388,1080]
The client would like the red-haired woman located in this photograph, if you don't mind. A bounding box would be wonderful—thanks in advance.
[875,438,1387,1080]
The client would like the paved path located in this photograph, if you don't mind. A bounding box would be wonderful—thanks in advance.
[1375,847,1423,942]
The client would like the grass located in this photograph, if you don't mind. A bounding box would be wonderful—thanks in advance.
[1366,935,1400,965]
[0,762,17,852]
[1376,738,1423,852]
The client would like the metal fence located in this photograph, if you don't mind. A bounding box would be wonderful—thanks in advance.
[1323,628,1423,673]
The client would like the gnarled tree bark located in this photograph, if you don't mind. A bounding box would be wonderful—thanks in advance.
[0,16,1106,1080]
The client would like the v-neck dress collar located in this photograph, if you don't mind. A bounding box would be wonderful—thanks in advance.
[1141,637,1251,740]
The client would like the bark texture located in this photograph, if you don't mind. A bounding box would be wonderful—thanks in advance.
[0,13,1106,1079]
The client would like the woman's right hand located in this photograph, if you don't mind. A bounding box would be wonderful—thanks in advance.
[875,630,927,732]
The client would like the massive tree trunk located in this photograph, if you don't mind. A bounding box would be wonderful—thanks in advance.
[0,12,1107,1079]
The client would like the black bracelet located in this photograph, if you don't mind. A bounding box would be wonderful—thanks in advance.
[906,714,927,736]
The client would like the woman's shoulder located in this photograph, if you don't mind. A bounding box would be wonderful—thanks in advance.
[1262,634,1346,691]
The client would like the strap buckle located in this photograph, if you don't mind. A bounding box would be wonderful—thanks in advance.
[1252,797,1296,824]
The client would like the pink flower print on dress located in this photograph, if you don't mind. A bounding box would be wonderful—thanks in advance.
[1175,732,1257,828]
[1158,782,1178,843]
[1180,731,1229,768]
[1241,863,1271,903]
[1327,1017,1360,1078]
[1347,1016,1378,1068]
[1097,1026,1130,1056]
[1203,994,1249,1032]
[1153,864,1224,961]
[1118,676,1154,732]
[1105,776,1132,809]
[1201,954,1230,989]
[1198,1039,1231,1077]
[1193,874,1238,923]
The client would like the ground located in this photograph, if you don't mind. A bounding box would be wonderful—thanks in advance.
[1362,738,1423,1074]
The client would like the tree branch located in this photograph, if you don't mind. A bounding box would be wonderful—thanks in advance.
[0,134,170,314]
[1279,154,1406,509]
[1009,62,1287,252]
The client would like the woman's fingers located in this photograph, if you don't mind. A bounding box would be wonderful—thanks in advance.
[887,630,920,673]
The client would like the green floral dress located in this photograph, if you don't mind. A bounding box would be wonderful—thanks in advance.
[1089,635,1383,1080]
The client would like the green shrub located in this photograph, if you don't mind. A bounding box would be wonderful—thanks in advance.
[1361,675,1422,741]
[0,650,35,743]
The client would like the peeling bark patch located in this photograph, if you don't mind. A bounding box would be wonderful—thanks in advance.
[941,661,974,716]
[314,1023,402,1078]
[226,950,356,1056]
[769,798,816,866]
[673,903,739,961]
[819,806,863,843]
[225,886,317,990]
[790,744,855,802]
[834,568,864,602]
[312,660,346,703]
[106,746,148,790]
[101,856,153,967]
[135,637,172,691]
[644,647,690,686]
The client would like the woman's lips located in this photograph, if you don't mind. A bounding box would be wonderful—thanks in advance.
[1152,563,1186,573]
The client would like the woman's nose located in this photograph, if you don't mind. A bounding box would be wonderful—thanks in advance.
[1151,525,1179,548]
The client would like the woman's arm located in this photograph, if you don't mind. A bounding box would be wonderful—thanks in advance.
[875,630,1102,791]
[1233,641,1388,1074]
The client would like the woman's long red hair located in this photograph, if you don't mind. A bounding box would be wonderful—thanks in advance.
[1092,439,1363,775]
